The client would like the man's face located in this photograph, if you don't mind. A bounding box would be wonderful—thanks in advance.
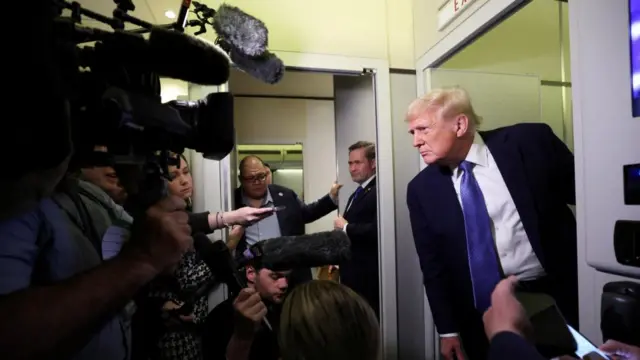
[240,161,268,199]
[265,167,273,185]
[348,148,376,184]
[408,109,463,165]
[247,267,290,304]
[81,166,127,204]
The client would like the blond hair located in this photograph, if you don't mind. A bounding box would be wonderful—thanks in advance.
[406,86,482,127]
[279,280,380,360]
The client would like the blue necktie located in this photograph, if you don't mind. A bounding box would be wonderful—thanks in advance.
[347,186,363,211]
[459,161,502,311]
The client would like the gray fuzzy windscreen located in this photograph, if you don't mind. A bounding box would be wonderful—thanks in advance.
[213,4,268,57]
[260,230,352,271]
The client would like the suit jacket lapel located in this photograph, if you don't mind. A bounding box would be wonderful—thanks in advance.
[345,178,376,216]
[431,167,469,257]
[269,185,290,235]
[481,132,545,265]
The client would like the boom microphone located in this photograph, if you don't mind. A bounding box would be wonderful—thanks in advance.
[228,47,285,85]
[148,28,230,85]
[211,3,268,57]
[240,230,352,271]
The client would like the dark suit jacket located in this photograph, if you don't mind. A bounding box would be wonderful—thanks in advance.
[407,123,578,337]
[341,177,379,315]
[234,184,338,283]
[489,332,546,360]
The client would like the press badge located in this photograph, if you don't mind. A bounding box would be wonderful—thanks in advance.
[102,224,131,260]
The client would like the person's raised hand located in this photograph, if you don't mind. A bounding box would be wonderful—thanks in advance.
[233,288,267,338]
[599,340,640,360]
[329,181,343,200]
[126,195,192,274]
[482,276,532,341]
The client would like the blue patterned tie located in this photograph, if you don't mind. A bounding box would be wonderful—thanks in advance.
[459,161,502,311]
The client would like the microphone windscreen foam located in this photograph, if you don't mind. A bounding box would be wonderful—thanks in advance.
[213,4,268,57]
[148,28,230,86]
[229,48,285,85]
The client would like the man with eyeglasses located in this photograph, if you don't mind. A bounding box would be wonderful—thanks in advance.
[232,156,342,287]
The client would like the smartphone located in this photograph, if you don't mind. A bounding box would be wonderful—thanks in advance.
[272,205,287,212]
[568,325,611,360]
[515,292,577,358]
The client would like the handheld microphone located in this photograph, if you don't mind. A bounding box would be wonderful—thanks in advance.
[228,47,285,85]
[239,230,352,271]
[211,3,268,57]
[148,28,230,85]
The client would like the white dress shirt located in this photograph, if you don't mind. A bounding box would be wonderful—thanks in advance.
[440,134,545,338]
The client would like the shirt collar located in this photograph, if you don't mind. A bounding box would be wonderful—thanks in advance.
[241,187,274,207]
[359,175,376,189]
[453,133,489,178]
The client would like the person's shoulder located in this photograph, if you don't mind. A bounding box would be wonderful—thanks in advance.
[488,123,554,141]
[268,184,296,197]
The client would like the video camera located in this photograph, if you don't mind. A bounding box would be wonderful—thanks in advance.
[44,0,284,213]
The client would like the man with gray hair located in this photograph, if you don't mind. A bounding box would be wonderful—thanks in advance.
[405,87,578,360]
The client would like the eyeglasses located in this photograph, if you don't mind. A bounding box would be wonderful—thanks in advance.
[241,173,267,183]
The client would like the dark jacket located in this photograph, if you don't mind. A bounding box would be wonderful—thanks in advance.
[233,184,338,285]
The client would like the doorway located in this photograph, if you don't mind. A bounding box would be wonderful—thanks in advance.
[413,0,573,358]
[180,53,397,359]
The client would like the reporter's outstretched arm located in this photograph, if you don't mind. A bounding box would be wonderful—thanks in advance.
[0,196,191,360]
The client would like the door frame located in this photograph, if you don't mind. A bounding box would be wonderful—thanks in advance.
[246,51,398,359]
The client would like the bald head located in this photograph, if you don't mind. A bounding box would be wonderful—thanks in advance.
[239,155,264,176]
[239,155,269,199]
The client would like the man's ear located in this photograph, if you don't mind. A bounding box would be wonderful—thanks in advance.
[454,114,471,137]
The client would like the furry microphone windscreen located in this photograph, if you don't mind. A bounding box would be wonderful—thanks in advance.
[212,4,268,57]
[229,47,285,85]
[258,230,352,271]
[148,28,230,86]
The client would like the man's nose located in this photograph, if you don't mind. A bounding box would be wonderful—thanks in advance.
[412,134,423,148]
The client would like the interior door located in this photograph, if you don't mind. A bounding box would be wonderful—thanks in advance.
[188,83,233,311]
[419,67,544,359]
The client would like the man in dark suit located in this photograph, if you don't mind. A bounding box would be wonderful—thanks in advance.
[405,87,578,360]
[233,156,341,287]
[333,141,379,317]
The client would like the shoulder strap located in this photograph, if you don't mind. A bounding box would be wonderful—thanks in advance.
[52,186,103,258]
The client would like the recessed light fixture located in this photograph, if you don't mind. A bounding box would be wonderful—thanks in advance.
[164,10,176,19]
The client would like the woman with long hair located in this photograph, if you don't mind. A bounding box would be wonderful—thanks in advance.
[140,153,274,360]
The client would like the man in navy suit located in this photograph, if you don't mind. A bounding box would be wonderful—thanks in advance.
[233,156,341,287]
[333,141,379,317]
[405,87,578,360]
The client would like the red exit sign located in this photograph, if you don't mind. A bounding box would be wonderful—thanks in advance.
[437,0,478,30]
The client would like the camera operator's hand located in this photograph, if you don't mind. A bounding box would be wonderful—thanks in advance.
[233,288,267,339]
[126,195,192,273]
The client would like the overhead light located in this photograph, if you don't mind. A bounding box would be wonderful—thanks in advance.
[165,10,176,19]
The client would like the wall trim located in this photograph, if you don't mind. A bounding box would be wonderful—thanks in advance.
[234,94,334,101]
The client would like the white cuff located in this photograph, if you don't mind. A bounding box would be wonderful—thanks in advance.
[439,333,459,338]
[342,224,348,233]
